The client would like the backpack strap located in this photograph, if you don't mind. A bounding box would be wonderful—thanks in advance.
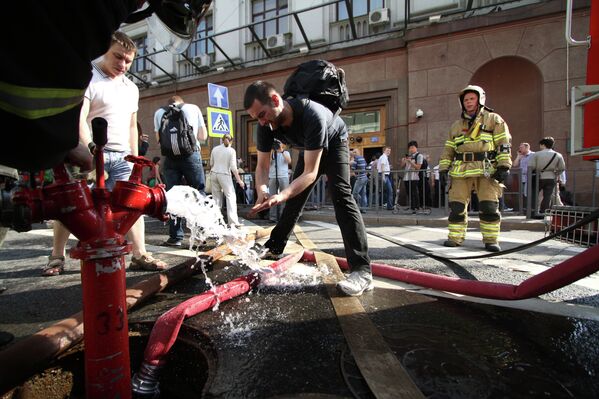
[541,153,558,173]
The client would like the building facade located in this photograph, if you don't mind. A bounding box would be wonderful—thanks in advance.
[123,0,595,205]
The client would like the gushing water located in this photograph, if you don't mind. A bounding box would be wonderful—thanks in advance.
[165,185,262,269]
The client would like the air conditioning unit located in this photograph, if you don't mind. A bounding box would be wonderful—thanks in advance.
[192,54,211,71]
[369,8,390,26]
[140,73,151,82]
[266,34,286,51]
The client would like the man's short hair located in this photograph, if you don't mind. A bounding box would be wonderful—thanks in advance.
[520,142,530,149]
[168,95,184,105]
[244,81,277,109]
[222,134,232,141]
[111,31,136,54]
[408,140,418,148]
[539,137,555,149]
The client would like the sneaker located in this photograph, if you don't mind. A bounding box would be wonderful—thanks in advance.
[485,243,501,252]
[337,271,374,297]
[252,243,284,260]
[161,238,182,247]
[443,240,461,247]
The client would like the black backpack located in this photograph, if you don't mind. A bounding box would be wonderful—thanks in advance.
[283,60,349,116]
[158,104,196,158]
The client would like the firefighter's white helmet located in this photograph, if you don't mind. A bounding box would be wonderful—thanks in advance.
[459,85,486,108]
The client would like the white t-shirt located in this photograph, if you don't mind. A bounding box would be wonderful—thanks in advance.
[378,153,390,175]
[154,103,206,150]
[85,61,139,152]
[210,144,237,175]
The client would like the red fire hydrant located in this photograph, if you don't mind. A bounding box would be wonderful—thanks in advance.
[9,118,167,398]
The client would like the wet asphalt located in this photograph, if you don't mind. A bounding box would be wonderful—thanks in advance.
[1,209,599,398]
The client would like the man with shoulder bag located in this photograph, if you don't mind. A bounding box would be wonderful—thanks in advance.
[154,95,207,246]
[528,137,566,219]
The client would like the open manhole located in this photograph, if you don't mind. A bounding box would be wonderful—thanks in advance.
[3,323,215,399]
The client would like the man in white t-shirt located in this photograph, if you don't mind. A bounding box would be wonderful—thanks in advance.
[43,32,167,276]
[154,95,207,246]
[377,146,394,210]
[210,134,245,227]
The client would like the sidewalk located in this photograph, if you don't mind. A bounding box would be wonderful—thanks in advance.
[242,206,547,232]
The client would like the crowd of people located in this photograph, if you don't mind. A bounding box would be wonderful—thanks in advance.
[7,28,567,298]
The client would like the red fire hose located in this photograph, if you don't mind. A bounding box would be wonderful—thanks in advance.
[132,250,305,396]
[302,244,599,300]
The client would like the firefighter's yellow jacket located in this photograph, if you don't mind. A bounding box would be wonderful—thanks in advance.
[439,107,512,178]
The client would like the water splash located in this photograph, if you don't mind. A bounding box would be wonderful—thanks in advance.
[165,185,262,269]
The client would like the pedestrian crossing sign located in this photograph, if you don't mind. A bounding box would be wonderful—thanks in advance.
[207,107,234,137]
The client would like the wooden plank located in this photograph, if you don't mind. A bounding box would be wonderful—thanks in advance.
[293,227,425,399]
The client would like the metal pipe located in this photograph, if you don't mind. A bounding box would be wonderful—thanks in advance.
[565,0,591,47]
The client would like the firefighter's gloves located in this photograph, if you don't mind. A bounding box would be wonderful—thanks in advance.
[492,166,509,183]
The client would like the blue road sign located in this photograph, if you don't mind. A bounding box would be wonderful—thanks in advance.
[207,107,234,137]
[208,83,229,109]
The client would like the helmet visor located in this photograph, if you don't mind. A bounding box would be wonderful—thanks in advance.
[148,13,197,54]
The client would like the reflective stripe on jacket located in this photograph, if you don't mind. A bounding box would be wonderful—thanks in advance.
[439,108,512,178]
[0,81,84,120]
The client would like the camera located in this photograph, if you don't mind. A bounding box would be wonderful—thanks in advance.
[272,139,282,151]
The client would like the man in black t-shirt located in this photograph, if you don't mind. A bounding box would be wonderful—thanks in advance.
[244,81,372,296]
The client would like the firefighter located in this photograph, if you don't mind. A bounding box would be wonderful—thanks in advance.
[438,85,512,252]
[0,0,211,172]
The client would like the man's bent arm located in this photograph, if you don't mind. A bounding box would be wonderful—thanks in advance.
[279,148,322,201]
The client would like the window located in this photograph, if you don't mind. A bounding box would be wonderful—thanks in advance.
[341,109,381,134]
[252,0,289,40]
[337,0,384,21]
[132,36,149,73]
[188,14,214,58]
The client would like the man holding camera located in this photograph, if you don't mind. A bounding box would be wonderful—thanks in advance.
[268,139,291,222]
[399,141,424,212]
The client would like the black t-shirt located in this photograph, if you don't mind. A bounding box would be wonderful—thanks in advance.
[256,99,348,153]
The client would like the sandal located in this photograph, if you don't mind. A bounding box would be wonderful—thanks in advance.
[42,255,65,276]
[129,253,168,271]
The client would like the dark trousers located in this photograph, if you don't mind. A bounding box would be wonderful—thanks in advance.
[404,180,420,209]
[538,178,556,213]
[163,152,205,240]
[266,137,370,274]
[383,174,394,209]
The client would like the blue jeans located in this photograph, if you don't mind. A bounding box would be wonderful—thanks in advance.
[163,152,205,240]
[352,176,368,209]
[383,174,394,209]
[265,137,370,274]
[103,150,132,192]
